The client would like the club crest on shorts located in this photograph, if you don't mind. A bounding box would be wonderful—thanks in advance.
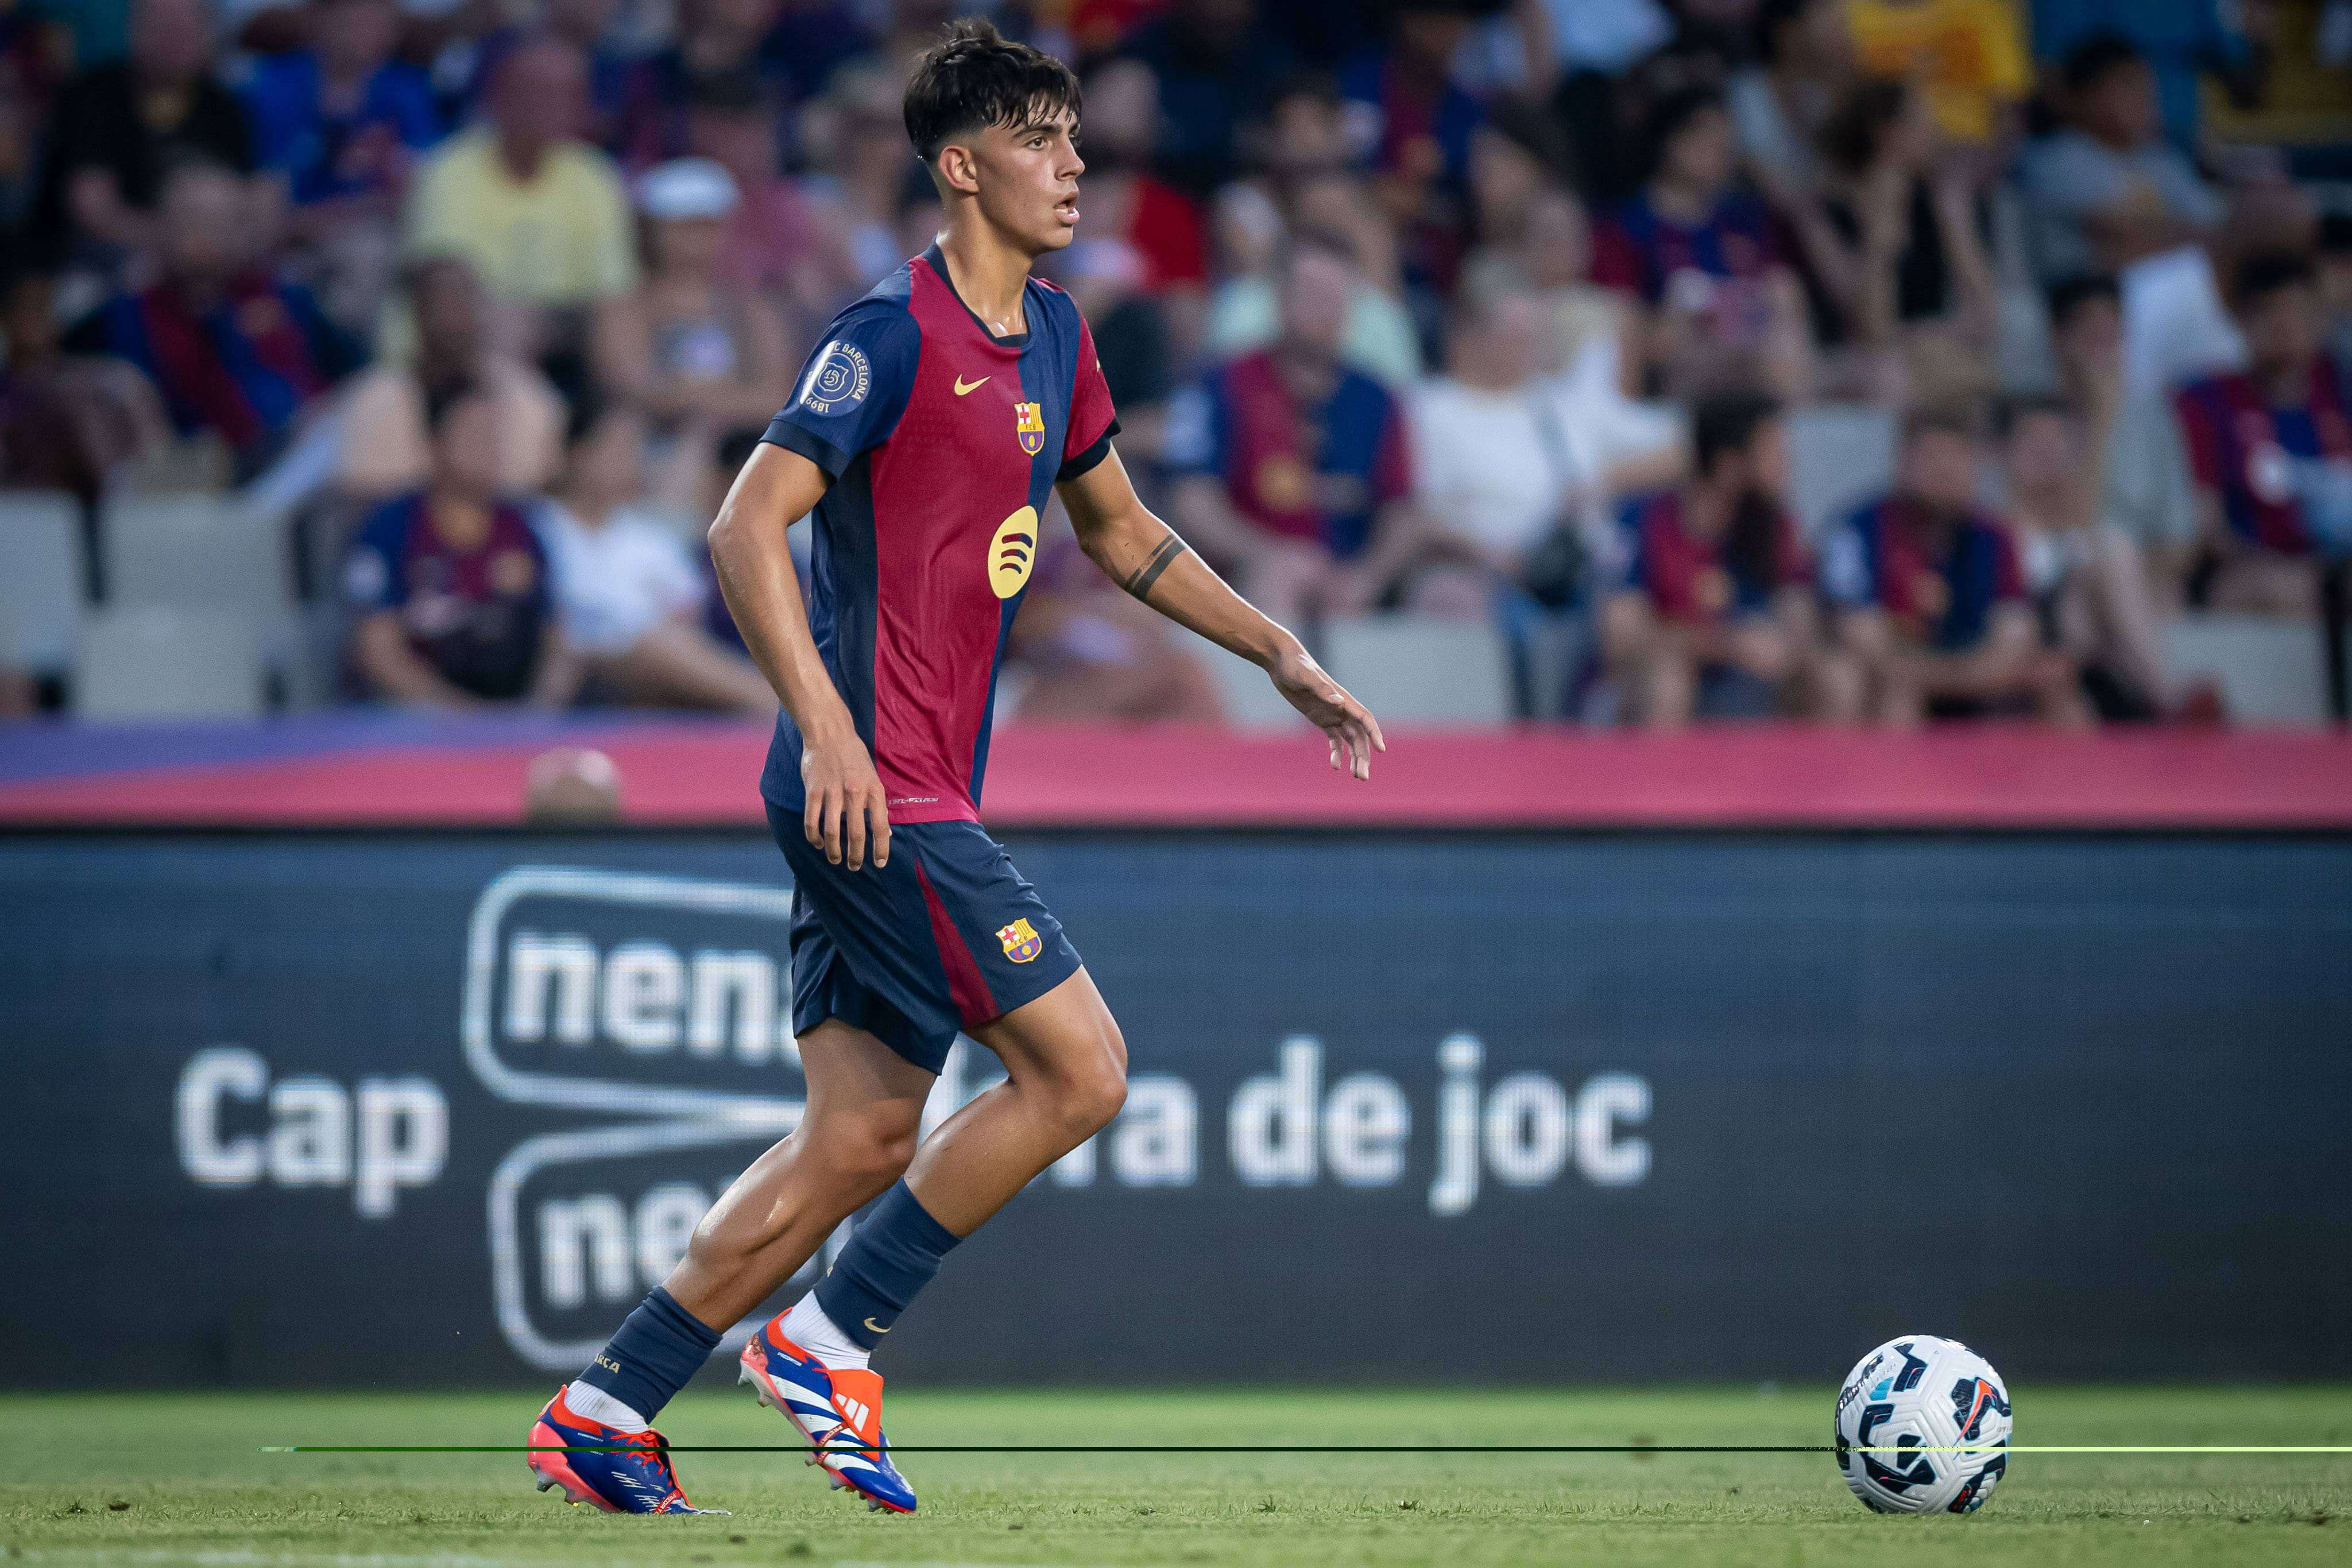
[1014,400,1045,455]
[996,917,1043,963]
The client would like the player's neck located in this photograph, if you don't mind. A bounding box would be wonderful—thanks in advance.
[935,219,1035,339]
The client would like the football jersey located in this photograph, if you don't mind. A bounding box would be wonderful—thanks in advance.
[759,243,1119,823]
[1619,490,1808,625]
[2173,356,2352,556]
[1820,495,2025,652]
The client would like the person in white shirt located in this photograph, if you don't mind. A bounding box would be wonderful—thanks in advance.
[1407,285,1685,610]
[1405,284,1686,714]
[539,398,776,715]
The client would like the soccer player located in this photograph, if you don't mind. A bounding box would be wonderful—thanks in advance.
[525,19,1384,1517]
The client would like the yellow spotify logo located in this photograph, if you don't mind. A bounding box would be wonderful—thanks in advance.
[989,506,1039,598]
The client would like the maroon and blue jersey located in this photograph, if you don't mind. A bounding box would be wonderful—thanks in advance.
[74,272,357,461]
[1821,495,2025,651]
[1592,189,1781,306]
[1162,349,1411,559]
[343,491,552,700]
[1618,490,1808,625]
[2173,357,2351,555]
[758,245,1119,825]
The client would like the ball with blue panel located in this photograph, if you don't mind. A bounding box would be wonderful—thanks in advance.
[1833,1334,2012,1515]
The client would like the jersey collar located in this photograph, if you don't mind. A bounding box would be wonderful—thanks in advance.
[921,242,1032,351]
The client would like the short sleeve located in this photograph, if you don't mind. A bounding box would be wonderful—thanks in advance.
[762,301,922,479]
[1058,312,1121,482]
[343,501,412,613]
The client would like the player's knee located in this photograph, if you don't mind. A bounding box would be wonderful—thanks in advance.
[1057,1028,1128,1142]
[807,1108,919,1195]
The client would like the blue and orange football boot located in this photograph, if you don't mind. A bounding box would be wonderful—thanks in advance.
[525,1387,722,1515]
[737,1319,916,1513]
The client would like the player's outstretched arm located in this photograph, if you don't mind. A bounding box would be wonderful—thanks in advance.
[707,442,891,869]
[1058,446,1386,780]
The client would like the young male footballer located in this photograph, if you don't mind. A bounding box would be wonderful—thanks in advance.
[526,18,1384,1516]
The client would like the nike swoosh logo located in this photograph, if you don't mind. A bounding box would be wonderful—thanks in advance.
[953,375,989,396]
[864,1317,891,1335]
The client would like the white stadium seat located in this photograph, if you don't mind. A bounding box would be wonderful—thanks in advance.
[75,605,265,719]
[1322,614,1512,725]
[0,489,84,672]
[2162,613,2330,727]
[103,493,293,620]
[1785,405,1897,543]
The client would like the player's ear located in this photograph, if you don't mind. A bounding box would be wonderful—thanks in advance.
[934,141,982,198]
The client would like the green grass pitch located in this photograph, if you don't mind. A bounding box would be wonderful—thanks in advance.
[3,1387,2346,1566]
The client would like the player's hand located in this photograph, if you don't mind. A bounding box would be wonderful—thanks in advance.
[1271,644,1386,781]
[801,727,891,870]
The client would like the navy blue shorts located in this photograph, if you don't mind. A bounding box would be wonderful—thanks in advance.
[765,802,1082,1074]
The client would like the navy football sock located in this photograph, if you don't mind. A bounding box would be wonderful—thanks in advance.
[575,1287,723,1423]
[815,1180,962,1351]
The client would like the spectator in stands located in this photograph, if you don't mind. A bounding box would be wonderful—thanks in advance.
[344,381,581,708]
[1073,57,1207,359]
[403,36,637,384]
[2029,0,2264,151]
[470,0,646,153]
[2046,272,2198,601]
[242,0,440,331]
[684,68,862,323]
[1119,0,1297,196]
[1843,0,2030,149]
[591,157,790,446]
[33,0,254,266]
[67,158,359,478]
[1727,0,1855,205]
[2174,252,2351,616]
[1798,76,1997,393]
[1458,187,1636,393]
[338,254,564,501]
[765,0,876,102]
[1822,406,2086,725]
[1205,170,1424,386]
[539,397,773,715]
[617,0,791,170]
[1409,284,1682,609]
[1337,0,1486,293]
[1592,86,1812,400]
[2019,33,2224,284]
[1601,390,1841,726]
[1,260,166,502]
[1166,235,1425,628]
[1998,394,2176,721]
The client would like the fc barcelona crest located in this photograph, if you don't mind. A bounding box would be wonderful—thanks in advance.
[996,917,1043,963]
[1014,400,1045,456]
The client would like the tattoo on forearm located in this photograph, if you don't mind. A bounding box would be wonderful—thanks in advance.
[1121,531,1189,602]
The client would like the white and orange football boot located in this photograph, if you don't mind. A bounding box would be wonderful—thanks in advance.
[737,1317,916,1513]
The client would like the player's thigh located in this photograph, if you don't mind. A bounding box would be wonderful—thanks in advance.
[968,966,1128,1105]
[799,1016,936,1144]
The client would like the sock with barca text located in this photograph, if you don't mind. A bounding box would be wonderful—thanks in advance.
[569,1286,724,1430]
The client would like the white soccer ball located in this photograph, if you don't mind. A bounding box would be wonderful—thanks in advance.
[1833,1335,2011,1515]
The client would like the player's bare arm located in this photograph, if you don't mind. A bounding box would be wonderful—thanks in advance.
[1058,446,1386,780]
[707,442,891,870]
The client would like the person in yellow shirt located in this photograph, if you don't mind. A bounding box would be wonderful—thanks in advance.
[1844,0,2030,145]
[402,37,638,332]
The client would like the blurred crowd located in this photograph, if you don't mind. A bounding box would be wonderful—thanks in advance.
[2,0,2350,727]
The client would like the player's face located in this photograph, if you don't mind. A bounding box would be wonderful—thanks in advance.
[968,107,1086,254]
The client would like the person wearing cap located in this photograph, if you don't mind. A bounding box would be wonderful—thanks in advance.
[591,155,792,442]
